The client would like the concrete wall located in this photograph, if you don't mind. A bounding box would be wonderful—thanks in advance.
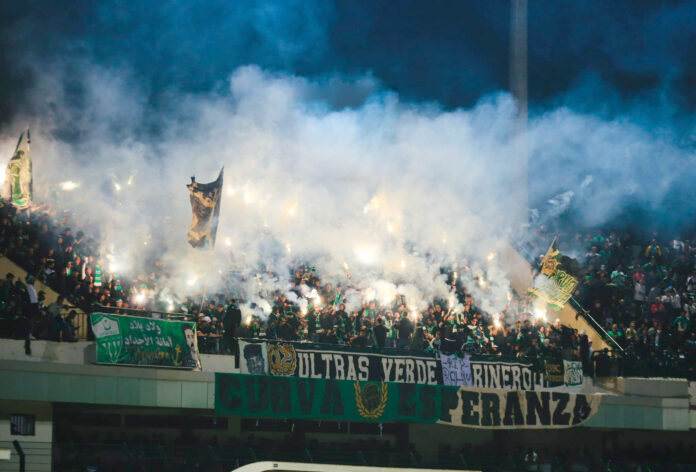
[0,401,52,472]
[0,338,238,373]
[0,359,216,409]
[409,424,493,457]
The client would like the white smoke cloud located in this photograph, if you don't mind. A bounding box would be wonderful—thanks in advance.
[1,62,693,317]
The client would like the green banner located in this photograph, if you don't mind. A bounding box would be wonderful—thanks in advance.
[90,313,200,369]
[215,373,601,429]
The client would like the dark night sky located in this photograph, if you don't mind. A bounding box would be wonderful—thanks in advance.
[0,0,694,128]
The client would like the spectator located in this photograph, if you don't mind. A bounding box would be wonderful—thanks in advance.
[373,317,387,349]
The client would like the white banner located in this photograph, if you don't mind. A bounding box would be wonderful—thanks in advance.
[439,387,601,429]
[441,353,473,386]
[563,360,583,386]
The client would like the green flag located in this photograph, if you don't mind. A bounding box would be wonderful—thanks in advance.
[2,129,32,209]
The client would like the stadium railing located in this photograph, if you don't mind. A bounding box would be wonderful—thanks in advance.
[592,349,696,380]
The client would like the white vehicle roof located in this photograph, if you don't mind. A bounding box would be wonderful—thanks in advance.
[232,461,478,472]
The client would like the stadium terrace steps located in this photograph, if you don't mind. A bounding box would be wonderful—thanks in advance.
[499,243,611,351]
[0,255,61,305]
[0,255,91,339]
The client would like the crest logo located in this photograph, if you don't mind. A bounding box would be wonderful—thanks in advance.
[354,381,388,419]
[268,343,296,376]
[92,315,123,363]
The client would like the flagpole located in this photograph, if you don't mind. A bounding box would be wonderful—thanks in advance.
[510,0,528,225]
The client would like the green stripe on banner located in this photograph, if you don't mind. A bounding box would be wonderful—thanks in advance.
[215,373,601,429]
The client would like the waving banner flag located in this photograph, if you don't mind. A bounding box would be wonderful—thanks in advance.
[187,167,223,248]
[2,129,32,209]
[529,238,580,310]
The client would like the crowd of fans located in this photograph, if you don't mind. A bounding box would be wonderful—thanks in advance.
[2,199,696,379]
[524,227,696,377]
[0,200,586,362]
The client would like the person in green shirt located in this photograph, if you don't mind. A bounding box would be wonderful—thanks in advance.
[672,313,690,342]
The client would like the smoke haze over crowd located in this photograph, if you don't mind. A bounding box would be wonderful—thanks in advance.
[0,0,694,311]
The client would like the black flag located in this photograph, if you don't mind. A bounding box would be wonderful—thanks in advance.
[187,167,223,248]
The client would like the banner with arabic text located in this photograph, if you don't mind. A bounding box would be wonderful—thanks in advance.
[90,313,200,369]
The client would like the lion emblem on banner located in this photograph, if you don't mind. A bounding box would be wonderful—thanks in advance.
[354,381,388,419]
[268,343,296,376]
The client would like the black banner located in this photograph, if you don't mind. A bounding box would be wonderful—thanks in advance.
[239,340,581,390]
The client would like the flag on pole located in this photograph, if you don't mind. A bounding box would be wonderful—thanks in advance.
[2,128,32,209]
[528,238,580,310]
[187,167,223,248]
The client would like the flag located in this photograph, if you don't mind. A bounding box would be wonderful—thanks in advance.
[528,238,580,310]
[187,167,223,248]
[2,128,32,209]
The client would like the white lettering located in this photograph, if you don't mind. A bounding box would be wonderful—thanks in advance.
[512,366,521,390]
[488,364,500,389]
[382,358,394,381]
[346,356,357,380]
[395,359,405,383]
[321,353,332,378]
[405,359,415,383]
[334,355,345,380]
[298,353,308,378]
[358,356,369,380]
[427,360,437,385]
[415,360,426,383]
[472,363,483,387]
[310,353,322,378]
